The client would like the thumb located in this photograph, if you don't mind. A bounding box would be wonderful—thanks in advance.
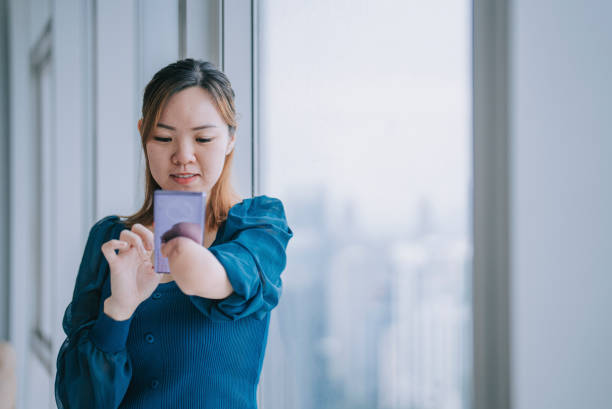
[160,240,174,258]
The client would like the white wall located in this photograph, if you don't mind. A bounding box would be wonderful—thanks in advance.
[510,1,612,408]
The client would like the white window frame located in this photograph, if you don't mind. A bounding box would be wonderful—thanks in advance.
[220,0,258,199]
[221,0,264,403]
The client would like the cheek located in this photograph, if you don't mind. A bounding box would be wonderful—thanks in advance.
[201,145,225,164]
[213,149,228,167]
[199,150,226,179]
[146,146,166,175]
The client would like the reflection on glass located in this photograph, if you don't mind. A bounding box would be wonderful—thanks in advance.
[258,1,472,408]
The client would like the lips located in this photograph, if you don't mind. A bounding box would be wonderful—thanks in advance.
[171,174,199,185]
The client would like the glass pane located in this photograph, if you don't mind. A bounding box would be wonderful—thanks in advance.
[258,1,472,408]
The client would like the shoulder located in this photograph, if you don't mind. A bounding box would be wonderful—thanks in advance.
[221,195,292,239]
[94,215,121,229]
[228,195,287,218]
[86,215,122,242]
[93,215,121,232]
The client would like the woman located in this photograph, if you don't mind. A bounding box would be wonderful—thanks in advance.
[55,59,293,408]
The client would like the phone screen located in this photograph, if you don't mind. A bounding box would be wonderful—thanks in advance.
[153,190,206,273]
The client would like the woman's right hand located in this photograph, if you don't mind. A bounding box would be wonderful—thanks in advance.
[100,223,162,320]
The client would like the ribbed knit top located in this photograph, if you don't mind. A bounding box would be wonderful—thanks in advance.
[55,195,293,409]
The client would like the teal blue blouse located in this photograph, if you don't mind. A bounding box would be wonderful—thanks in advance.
[55,195,293,409]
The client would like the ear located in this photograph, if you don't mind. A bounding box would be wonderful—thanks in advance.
[226,133,236,155]
[138,118,143,135]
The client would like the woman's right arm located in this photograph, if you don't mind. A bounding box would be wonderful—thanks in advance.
[54,216,133,409]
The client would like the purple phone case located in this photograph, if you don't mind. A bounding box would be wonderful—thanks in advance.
[153,190,206,274]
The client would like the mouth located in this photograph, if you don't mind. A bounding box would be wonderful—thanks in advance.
[171,173,200,184]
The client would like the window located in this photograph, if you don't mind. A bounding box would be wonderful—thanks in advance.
[257,1,473,408]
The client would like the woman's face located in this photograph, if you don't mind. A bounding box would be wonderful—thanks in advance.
[141,86,235,193]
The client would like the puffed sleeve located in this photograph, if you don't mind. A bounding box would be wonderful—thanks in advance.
[55,215,134,409]
[189,195,294,321]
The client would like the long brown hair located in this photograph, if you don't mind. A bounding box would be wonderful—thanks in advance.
[118,59,242,232]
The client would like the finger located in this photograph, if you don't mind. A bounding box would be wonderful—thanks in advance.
[144,260,161,279]
[162,236,187,259]
[131,223,154,252]
[120,229,147,259]
[101,239,129,264]
[160,239,176,259]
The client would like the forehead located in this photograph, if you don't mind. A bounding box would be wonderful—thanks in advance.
[158,86,225,128]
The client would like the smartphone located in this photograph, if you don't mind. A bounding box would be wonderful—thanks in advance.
[153,190,207,274]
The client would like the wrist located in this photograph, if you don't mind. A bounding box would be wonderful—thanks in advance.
[103,297,135,321]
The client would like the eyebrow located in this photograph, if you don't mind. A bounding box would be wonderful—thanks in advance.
[156,122,218,131]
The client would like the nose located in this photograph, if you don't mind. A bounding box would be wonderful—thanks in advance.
[172,139,195,164]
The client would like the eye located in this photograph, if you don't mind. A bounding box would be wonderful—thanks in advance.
[152,136,213,143]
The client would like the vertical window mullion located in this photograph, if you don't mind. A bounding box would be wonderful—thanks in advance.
[221,0,254,199]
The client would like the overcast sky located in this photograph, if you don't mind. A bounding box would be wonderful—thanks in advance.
[258,0,471,236]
